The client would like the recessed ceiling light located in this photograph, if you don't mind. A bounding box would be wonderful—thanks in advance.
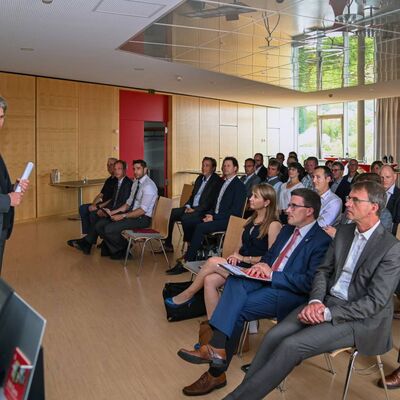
[133,67,144,71]
[176,75,183,82]
[20,48,34,51]
[42,0,53,4]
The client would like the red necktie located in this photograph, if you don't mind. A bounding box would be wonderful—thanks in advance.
[271,228,301,271]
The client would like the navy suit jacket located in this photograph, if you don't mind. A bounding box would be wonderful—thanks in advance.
[333,178,351,212]
[209,176,247,222]
[110,176,133,211]
[261,222,332,321]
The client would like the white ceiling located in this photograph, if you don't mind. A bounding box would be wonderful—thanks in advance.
[0,0,399,107]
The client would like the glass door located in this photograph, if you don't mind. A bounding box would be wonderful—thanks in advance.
[317,115,344,159]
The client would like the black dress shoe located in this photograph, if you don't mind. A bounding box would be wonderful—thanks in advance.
[75,238,92,255]
[67,239,79,248]
[241,363,251,373]
[166,263,188,275]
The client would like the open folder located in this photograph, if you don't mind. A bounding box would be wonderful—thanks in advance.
[218,262,271,282]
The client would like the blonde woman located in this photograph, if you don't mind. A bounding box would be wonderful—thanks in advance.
[165,183,282,319]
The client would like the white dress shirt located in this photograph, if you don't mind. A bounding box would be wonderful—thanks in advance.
[126,175,158,217]
[317,189,342,228]
[215,175,236,214]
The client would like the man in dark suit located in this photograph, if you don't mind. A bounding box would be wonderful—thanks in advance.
[167,157,246,275]
[78,157,117,234]
[222,180,400,400]
[380,165,400,221]
[67,160,132,255]
[0,97,29,274]
[240,158,261,197]
[163,157,222,252]
[343,158,360,183]
[254,153,267,181]
[177,188,331,395]
[276,152,288,182]
[330,161,351,212]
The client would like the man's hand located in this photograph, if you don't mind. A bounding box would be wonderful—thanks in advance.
[246,262,272,279]
[111,214,126,222]
[226,252,242,266]
[15,179,29,193]
[88,204,98,212]
[185,207,195,214]
[97,209,107,218]
[203,214,213,222]
[8,192,23,207]
[297,302,326,325]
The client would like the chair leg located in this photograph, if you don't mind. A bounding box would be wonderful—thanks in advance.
[149,240,155,257]
[137,238,150,276]
[324,353,336,375]
[376,355,390,400]
[124,238,133,267]
[342,350,358,400]
[158,239,170,267]
[237,321,250,358]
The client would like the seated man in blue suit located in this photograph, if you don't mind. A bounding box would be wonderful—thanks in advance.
[167,157,247,275]
[177,188,332,395]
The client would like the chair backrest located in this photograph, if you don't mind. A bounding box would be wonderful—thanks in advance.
[241,198,249,217]
[222,216,247,259]
[179,184,194,207]
[152,196,174,237]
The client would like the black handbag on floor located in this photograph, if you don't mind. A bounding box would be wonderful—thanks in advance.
[162,281,206,322]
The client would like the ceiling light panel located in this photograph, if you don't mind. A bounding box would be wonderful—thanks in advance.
[94,0,166,18]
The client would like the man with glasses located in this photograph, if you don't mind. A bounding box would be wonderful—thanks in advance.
[176,189,331,396]
[330,161,351,212]
[222,181,400,400]
[240,158,261,198]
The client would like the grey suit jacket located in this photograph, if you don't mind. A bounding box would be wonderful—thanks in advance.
[310,223,400,356]
[240,174,261,197]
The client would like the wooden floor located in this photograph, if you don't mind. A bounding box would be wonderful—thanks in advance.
[3,217,400,400]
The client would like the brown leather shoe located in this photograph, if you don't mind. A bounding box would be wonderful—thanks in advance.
[378,366,400,389]
[183,372,226,396]
[178,344,226,368]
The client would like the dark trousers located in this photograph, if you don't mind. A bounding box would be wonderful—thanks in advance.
[0,229,7,275]
[79,203,98,234]
[165,207,203,246]
[99,216,152,254]
[84,214,106,244]
[182,218,228,262]
[223,305,355,400]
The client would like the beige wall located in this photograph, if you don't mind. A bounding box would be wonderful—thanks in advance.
[0,72,119,220]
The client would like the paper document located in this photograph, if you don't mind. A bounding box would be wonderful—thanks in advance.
[218,263,271,282]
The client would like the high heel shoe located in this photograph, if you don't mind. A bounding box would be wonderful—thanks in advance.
[164,297,194,308]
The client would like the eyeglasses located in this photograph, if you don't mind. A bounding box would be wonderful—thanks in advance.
[287,203,311,210]
[345,195,371,204]
[331,168,341,172]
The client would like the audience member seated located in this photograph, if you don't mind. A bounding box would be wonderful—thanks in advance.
[288,151,298,160]
[380,165,400,220]
[221,180,400,400]
[324,160,333,170]
[265,159,282,195]
[95,159,158,260]
[165,183,281,319]
[323,173,393,238]
[370,160,383,175]
[162,157,222,253]
[313,166,342,227]
[177,189,331,396]
[240,158,261,198]
[301,156,318,189]
[166,157,247,275]
[344,158,359,183]
[67,160,132,254]
[276,152,288,182]
[79,157,117,234]
[278,162,304,224]
[253,153,267,181]
[330,161,351,212]
[286,155,298,164]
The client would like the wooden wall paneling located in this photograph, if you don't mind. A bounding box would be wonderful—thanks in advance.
[171,96,200,197]
[220,101,238,126]
[0,73,36,221]
[237,104,253,166]
[253,106,267,157]
[219,126,238,161]
[78,83,119,203]
[37,78,79,217]
[199,98,219,166]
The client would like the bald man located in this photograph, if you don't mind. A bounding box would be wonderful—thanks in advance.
[380,165,400,223]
